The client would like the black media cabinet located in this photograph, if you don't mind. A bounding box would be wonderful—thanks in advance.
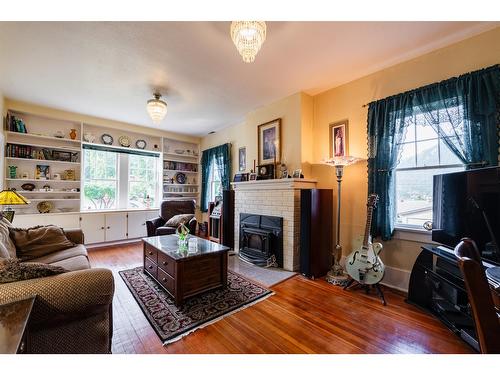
[407,245,480,351]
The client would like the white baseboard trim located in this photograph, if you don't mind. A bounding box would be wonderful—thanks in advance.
[380,265,411,293]
[86,238,142,249]
[340,256,411,293]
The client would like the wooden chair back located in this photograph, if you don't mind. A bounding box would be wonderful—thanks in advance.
[454,238,500,353]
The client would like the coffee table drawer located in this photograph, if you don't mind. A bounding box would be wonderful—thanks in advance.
[144,257,157,278]
[157,252,175,276]
[158,268,175,295]
[144,244,158,263]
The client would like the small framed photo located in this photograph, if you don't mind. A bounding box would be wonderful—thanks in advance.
[52,150,73,162]
[281,170,288,179]
[292,169,302,178]
[35,165,50,180]
[329,119,349,157]
[249,173,257,181]
[238,146,246,172]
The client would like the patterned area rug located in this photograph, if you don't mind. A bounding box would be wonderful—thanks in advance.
[119,267,274,345]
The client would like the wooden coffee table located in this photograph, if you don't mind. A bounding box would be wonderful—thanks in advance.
[142,235,230,306]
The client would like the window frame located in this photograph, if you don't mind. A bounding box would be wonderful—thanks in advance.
[394,106,465,231]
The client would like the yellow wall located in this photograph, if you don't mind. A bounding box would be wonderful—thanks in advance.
[4,98,200,144]
[201,92,313,177]
[311,27,500,272]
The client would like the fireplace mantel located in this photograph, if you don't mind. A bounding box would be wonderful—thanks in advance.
[231,178,317,191]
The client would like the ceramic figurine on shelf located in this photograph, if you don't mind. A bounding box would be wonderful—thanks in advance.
[8,166,17,179]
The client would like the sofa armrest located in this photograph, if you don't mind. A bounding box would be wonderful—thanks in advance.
[0,268,114,326]
[146,217,165,237]
[64,228,84,245]
[188,217,198,235]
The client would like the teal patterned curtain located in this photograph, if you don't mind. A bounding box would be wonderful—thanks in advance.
[200,143,231,212]
[368,64,500,240]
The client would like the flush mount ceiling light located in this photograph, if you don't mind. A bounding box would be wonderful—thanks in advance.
[146,93,167,125]
[230,21,266,63]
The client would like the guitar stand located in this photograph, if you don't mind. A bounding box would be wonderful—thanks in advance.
[343,279,387,306]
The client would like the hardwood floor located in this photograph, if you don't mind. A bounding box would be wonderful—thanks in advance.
[88,242,473,354]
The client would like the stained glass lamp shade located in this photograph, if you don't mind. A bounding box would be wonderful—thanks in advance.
[0,189,30,222]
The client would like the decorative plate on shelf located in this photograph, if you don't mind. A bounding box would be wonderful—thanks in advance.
[175,172,187,184]
[119,136,131,148]
[174,149,185,154]
[101,134,114,145]
[135,139,147,149]
[37,201,54,214]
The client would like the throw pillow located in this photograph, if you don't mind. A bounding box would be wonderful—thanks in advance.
[0,258,67,284]
[165,214,194,228]
[0,217,16,259]
[9,225,75,261]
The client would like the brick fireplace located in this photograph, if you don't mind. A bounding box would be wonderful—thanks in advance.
[231,178,317,271]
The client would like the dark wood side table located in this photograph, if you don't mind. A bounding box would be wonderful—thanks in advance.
[0,296,35,354]
[143,234,230,306]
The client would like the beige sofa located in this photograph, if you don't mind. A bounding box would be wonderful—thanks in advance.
[0,222,115,354]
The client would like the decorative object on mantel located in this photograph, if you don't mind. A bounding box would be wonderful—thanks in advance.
[101,134,113,145]
[0,189,30,223]
[292,169,302,178]
[230,21,267,63]
[118,135,131,148]
[249,173,257,181]
[69,129,77,140]
[258,118,281,166]
[322,156,363,286]
[146,92,168,125]
[329,119,349,157]
[135,139,147,149]
[257,164,274,180]
[233,173,249,182]
[238,146,246,172]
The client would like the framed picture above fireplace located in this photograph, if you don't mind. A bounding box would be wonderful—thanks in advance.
[258,118,281,165]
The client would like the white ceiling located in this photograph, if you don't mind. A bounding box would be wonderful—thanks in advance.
[0,21,497,136]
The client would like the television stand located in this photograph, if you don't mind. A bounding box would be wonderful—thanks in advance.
[407,245,479,351]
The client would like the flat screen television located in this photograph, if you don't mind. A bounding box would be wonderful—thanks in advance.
[432,166,500,266]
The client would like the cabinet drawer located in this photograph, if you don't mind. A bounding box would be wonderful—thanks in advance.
[144,257,157,278]
[157,252,175,277]
[144,244,158,263]
[158,268,175,295]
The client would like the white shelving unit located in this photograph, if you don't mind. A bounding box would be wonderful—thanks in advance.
[4,110,82,214]
[163,138,200,202]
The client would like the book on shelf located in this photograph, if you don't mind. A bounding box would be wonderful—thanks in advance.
[6,114,28,133]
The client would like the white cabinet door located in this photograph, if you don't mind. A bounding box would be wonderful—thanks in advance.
[127,211,148,239]
[105,212,128,242]
[80,214,106,244]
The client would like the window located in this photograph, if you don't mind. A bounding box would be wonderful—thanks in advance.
[83,149,119,210]
[208,157,222,203]
[395,107,465,228]
[83,146,159,211]
[128,154,158,208]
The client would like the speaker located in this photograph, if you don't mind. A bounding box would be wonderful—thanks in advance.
[300,189,333,278]
[222,189,235,249]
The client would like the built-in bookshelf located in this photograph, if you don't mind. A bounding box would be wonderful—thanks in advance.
[163,138,200,201]
[4,110,82,214]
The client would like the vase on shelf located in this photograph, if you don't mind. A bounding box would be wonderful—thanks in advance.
[8,166,17,179]
[69,129,77,140]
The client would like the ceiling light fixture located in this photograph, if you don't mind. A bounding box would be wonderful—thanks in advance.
[146,93,167,125]
[230,21,266,63]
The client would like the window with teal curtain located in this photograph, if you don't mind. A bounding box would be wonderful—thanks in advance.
[200,143,231,212]
[368,64,500,240]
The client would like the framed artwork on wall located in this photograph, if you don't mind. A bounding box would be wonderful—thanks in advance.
[238,146,246,172]
[258,118,281,165]
[329,120,349,157]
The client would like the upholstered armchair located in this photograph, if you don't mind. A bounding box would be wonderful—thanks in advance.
[146,200,197,236]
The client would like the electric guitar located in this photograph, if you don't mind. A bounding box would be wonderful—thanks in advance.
[345,194,385,285]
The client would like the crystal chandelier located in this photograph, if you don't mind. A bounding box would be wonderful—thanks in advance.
[230,21,266,63]
[146,93,167,124]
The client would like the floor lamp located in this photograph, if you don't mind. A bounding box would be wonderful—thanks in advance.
[323,156,361,286]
